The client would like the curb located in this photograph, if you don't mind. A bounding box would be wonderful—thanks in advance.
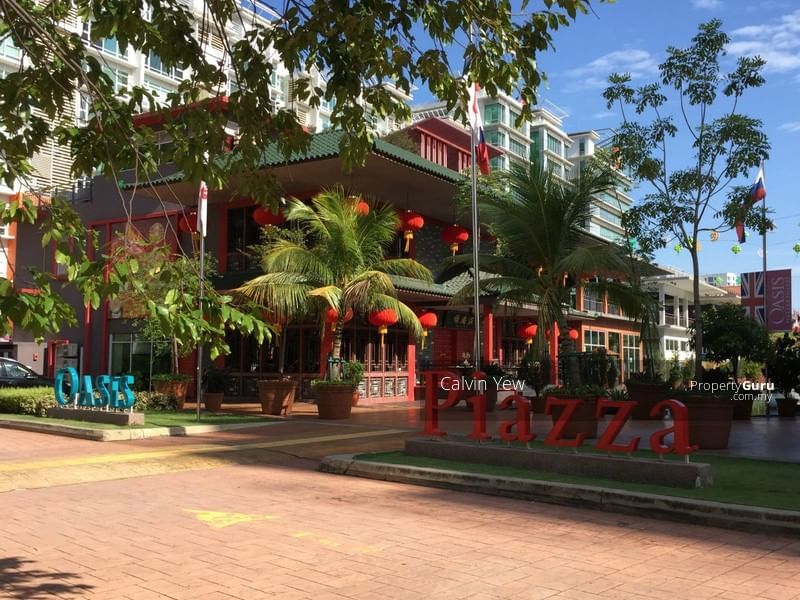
[319,454,800,536]
[0,418,281,442]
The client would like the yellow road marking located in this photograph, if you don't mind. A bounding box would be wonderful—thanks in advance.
[184,509,278,529]
[291,532,312,538]
[0,429,406,473]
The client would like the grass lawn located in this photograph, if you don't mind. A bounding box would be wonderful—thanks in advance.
[0,411,277,430]
[357,448,800,512]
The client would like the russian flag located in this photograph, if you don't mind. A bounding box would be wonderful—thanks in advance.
[749,165,766,202]
[467,82,490,175]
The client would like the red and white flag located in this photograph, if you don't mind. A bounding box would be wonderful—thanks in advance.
[467,82,490,175]
[197,180,208,238]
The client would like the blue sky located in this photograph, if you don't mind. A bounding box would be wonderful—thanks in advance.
[417,0,800,307]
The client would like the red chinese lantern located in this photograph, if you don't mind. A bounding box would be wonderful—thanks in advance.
[441,224,469,256]
[253,206,285,226]
[568,328,579,340]
[417,311,438,349]
[325,307,353,331]
[178,212,197,233]
[355,199,370,216]
[369,308,399,345]
[516,322,538,346]
[399,211,424,252]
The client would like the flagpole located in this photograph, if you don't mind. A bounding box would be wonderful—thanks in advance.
[196,228,205,422]
[468,24,481,370]
[761,160,768,331]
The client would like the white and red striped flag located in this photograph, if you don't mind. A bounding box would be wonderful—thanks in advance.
[467,82,490,175]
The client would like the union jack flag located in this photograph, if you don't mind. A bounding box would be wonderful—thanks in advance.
[740,271,765,325]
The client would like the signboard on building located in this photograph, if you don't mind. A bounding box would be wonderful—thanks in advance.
[740,269,792,332]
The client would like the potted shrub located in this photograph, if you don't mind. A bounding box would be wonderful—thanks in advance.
[768,333,800,418]
[312,359,363,419]
[151,373,192,410]
[625,371,670,420]
[202,367,227,413]
[543,384,605,439]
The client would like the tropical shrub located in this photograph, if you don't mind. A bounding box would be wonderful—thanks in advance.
[0,387,58,416]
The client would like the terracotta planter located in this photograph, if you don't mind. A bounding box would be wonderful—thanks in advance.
[257,379,297,415]
[626,382,670,420]
[777,396,798,418]
[203,392,224,412]
[682,395,734,449]
[545,395,599,439]
[153,379,189,410]
[315,384,357,419]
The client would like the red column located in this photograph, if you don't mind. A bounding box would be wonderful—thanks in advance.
[483,305,494,364]
[496,316,504,365]
[549,322,560,385]
[406,341,415,402]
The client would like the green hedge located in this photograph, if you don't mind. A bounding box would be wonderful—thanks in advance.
[133,391,179,412]
[0,386,58,416]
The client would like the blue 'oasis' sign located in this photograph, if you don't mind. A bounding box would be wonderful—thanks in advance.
[55,367,135,409]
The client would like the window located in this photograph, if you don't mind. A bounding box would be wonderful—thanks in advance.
[269,71,285,103]
[484,130,505,147]
[484,103,505,124]
[0,36,20,61]
[550,162,563,178]
[102,66,129,94]
[2,360,33,379]
[81,22,124,58]
[584,330,606,351]
[583,287,604,312]
[546,133,562,155]
[508,137,527,158]
[489,155,506,171]
[226,206,264,272]
[109,333,170,390]
[593,206,622,226]
[623,334,641,379]
[665,338,680,352]
[579,141,585,155]
[77,92,91,125]
[144,78,175,105]
[146,53,184,80]
[317,115,332,132]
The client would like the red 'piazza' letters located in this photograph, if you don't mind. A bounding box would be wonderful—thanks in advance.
[420,371,698,457]
[497,394,535,443]
[595,399,640,453]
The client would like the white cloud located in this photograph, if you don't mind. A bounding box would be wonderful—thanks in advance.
[728,10,800,73]
[564,49,659,92]
[778,122,800,132]
[591,111,616,120]
[693,0,722,8]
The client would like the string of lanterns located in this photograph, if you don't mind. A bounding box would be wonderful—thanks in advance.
[399,210,424,253]
[368,308,398,346]
[441,224,469,256]
[417,311,438,348]
[325,307,353,331]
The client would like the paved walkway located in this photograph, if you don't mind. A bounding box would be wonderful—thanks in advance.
[2,407,800,599]
[3,445,800,600]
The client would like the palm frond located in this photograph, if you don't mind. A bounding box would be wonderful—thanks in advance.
[375,258,434,282]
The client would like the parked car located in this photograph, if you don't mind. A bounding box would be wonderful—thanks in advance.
[0,358,53,388]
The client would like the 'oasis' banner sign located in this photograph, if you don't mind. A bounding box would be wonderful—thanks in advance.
[421,371,696,457]
[55,367,135,409]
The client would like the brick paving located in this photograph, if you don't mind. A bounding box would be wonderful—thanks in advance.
[2,455,800,599]
[2,410,800,599]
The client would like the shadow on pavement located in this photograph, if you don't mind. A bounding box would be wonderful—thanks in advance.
[0,557,93,599]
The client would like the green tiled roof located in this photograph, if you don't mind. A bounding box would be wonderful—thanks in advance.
[120,130,463,190]
[390,275,452,298]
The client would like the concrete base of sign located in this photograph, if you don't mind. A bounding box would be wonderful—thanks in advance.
[404,438,713,489]
[47,407,145,426]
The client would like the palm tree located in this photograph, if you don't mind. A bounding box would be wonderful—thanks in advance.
[236,186,431,378]
[452,162,649,370]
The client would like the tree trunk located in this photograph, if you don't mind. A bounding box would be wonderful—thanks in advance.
[732,356,739,383]
[277,321,289,376]
[171,337,179,374]
[329,315,345,380]
[691,249,703,383]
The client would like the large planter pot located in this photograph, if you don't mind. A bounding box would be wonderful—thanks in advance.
[626,382,671,420]
[777,396,798,418]
[153,379,189,410]
[257,379,297,415]
[545,395,599,439]
[682,395,734,449]
[203,392,224,412]
[315,384,357,419]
